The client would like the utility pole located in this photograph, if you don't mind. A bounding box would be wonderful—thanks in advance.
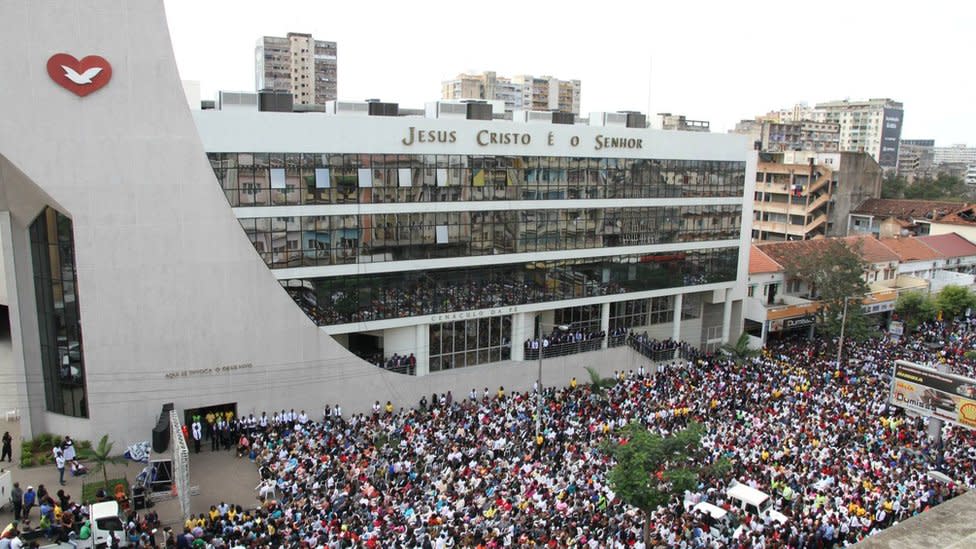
[836,296,851,367]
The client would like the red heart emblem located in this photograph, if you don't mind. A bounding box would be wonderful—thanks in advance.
[46,53,112,97]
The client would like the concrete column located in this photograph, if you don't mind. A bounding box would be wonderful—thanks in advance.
[672,293,683,358]
[761,320,769,347]
[510,313,525,361]
[510,312,536,361]
[721,289,733,344]
[414,324,430,376]
[600,302,610,349]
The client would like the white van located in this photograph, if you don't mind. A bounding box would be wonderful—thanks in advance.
[71,501,130,548]
[726,481,788,525]
[689,501,734,531]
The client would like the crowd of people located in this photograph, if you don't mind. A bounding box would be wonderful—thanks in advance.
[628,332,705,363]
[289,278,631,326]
[524,327,607,360]
[180,319,976,548]
[2,481,159,547]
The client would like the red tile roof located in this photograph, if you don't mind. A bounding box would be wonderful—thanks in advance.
[749,245,783,274]
[852,198,963,220]
[917,233,976,258]
[757,235,899,266]
[846,235,901,264]
[933,205,976,227]
[879,237,944,262]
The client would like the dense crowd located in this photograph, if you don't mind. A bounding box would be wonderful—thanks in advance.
[174,320,976,548]
[524,328,606,359]
[628,333,704,362]
[289,279,629,326]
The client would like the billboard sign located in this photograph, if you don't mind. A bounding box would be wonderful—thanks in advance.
[879,108,903,168]
[889,360,976,429]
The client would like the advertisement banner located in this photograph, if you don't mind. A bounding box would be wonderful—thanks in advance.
[889,361,976,429]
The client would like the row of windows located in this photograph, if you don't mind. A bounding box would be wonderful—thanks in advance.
[429,317,512,373]
[282,248,738,326]
[208,153,745,206]
[241,206,742,269]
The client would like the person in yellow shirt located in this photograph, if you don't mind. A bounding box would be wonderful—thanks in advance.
[497,386,505,400]
[569,377,577,390]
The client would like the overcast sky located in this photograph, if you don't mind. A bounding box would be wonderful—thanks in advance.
[165,0,974,145]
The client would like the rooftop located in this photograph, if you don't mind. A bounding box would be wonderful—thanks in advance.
[748,245,783,275]
[851,198,962,220]
[878,237,944,262]
[917,233,976,258]
[933,205,976,227]
[757,235,900,267]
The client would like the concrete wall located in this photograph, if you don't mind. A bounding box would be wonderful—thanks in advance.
[827,152,883,237]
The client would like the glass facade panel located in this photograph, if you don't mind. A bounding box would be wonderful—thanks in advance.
[429,316,512,372]
[208,153,746,205]
[29,207,88,417]
[284,247,737,325]
[240,205,741,268]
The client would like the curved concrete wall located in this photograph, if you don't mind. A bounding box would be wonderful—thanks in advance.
[0,0,648,444]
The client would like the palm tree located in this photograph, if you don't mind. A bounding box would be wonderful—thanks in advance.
[720,333,759,364]
[585,366,617,399]
[83,435,127,490]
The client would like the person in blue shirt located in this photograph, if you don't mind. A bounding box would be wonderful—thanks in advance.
[21,487,35,520]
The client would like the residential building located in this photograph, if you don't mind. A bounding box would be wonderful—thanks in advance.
[752,151,882,241]
[933,144,976,166]
[730,119,763,150]
[896,139,936,181]
[0,0,753,448]
[744,232,976,345]
[916,233,976,286]
[761,120,840,153]
[847,198,960,237]
[880,236,946,282]
[658,113,710,132]
[255,32,337,106]
[812,98,903,170]
[928,205,976,243]
[441,71,581,114]
[745,236,903,344]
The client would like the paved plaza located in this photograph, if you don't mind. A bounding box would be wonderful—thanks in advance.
[0,416,259,540]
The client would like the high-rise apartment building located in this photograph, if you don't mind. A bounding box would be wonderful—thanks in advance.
[760,120,840,153]
[812,98,903,170]
[441,71,581,114]
[255,32,337,106]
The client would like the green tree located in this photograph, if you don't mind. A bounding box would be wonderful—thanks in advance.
[779,239,872,341]
[902,173,969,201]
[606,421,726,547]
[894,291,937,332]
[936,285,976,320]
[881,174,907,199]
[720,332,760,364]
[585,366,617,399]
[81,435,127,490]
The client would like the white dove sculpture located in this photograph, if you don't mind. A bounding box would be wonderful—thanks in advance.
[62,65,102,85]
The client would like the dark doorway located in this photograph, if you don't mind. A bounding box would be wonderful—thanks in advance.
[0,305,9,340]
[348,333,383,365]
[184,402,237,451]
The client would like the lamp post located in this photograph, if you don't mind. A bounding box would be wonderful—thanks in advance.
[536,321,570,441]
